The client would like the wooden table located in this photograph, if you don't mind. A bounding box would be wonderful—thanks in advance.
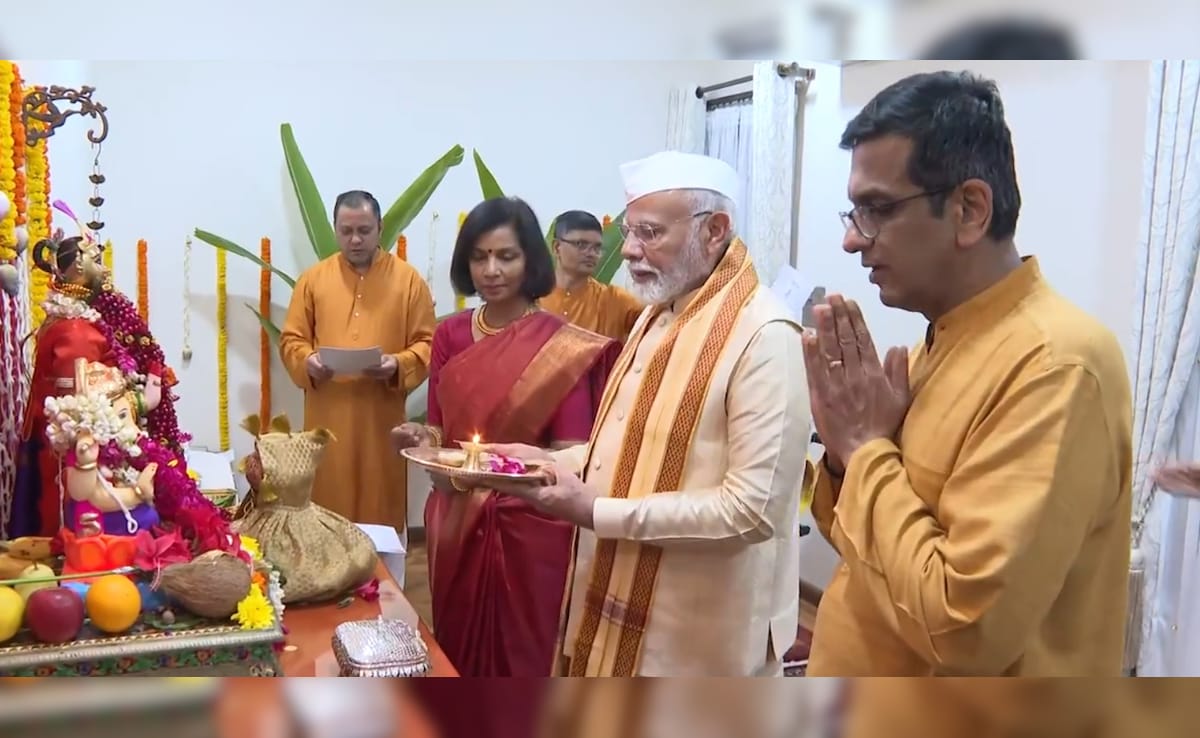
[217,561,453,738]
[279,561,456,677]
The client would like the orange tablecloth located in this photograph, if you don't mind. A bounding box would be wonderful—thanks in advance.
[279,561,456,677]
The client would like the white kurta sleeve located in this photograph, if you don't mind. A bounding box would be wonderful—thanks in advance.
[591,321,809,545]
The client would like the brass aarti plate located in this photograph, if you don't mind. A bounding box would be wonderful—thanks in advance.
[401,447,550,489]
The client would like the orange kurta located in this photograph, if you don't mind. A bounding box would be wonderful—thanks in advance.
[279,252,435,531]
[540,278,643,342]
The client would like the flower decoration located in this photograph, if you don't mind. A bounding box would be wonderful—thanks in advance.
[132,528,191,588]
[455,211,467,311]
[396,234,407,261]
[239,535,262,561]
[216,248,228,450]
[258,237,271,423]
[103,238,113,275]
[23,89,51,331]
[355,577,380,603]
[486,454,527,475]
[136,238,148,322]
[231,585,274,630]
[182,234,192,361]
[44,391,142,457]
[0,61,17,263]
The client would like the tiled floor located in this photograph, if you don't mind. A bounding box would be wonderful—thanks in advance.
[403,541,817,674]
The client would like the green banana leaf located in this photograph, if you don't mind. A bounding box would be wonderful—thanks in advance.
[471,150,626,283]
[544,216,557,259]
[280,123,339,259]
[472,149,504,200]
[194,229,298,288]
[380,145,466,251]
[247,304,282,342]
[594,211,626,284]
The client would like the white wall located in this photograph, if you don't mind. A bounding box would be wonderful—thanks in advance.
[22,59,742,526]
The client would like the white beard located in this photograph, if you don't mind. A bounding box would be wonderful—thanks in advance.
[627,238,708,305]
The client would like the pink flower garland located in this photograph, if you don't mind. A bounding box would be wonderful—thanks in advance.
[90,286,191,455]
[73,283,236,554]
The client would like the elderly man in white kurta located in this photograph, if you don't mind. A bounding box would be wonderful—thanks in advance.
[490,151,809,677]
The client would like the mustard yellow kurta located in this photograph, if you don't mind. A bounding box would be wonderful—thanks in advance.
[541,278,644,342]
[279,252,435,531]
[808,257,1132,679]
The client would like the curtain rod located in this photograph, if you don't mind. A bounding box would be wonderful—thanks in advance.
[695,62,815,98]
[706,90,754,109]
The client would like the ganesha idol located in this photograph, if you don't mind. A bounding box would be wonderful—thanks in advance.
[42,359,164,576]
[10,202,177,539]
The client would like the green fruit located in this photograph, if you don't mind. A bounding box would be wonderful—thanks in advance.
[0,586,24,643]
[14,563,56,602]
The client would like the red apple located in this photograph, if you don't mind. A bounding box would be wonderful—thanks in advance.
[24,587,85,644]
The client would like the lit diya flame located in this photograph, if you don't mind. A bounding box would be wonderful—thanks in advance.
[460,434,485,471]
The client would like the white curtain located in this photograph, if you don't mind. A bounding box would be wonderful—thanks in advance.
[1131,60,1200,675]
[1144,368,1200,675]
[748,60,802,283]
[705,100,754,231]
[665,86,705,154]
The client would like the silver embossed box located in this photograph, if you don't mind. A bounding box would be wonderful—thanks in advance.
[331,616,430,677]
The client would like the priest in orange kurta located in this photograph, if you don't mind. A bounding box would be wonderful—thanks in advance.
[280,190,436,532]
[540,210,642,342]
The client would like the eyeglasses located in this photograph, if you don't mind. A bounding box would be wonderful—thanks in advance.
[557,238,603,254]
[839,189,952,240]
[618,211,713,244]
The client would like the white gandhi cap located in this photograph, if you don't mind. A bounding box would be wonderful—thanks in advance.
[619,151,740,213]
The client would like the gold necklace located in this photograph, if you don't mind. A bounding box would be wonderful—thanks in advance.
[474,303,536,337]
[52,280,93,300]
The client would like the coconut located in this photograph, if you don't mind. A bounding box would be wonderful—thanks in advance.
[157,550,253,619]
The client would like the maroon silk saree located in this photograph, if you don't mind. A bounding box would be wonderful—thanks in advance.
[423,310,618,678]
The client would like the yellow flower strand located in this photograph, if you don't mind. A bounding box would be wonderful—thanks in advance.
[454,210,467,311]
[216,248,229,450]
[102,239,113,277]
[23,87,50,333]
[0,62,16,263]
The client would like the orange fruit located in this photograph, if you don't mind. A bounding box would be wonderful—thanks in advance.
[85,575,142,634]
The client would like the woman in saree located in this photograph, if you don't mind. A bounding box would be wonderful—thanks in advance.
[392,197,620,680]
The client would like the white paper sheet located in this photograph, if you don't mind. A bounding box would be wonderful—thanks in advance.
[185,448,237,490]
[771,265,823,327]
[318,345,383,375]
[356,523,406,554]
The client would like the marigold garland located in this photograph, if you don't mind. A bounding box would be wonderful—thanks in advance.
[0,62,16,263]
[136,238,148,323]
[216,248,229,451]
[102,239,113,277]
[23,87,50,332]
[9,64,24,234]
[396,234,407,261]
[258,237,271,423]
[454,211,467,311]
[602,214,612,229]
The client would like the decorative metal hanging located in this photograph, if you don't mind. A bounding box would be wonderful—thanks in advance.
[21,85,110,235]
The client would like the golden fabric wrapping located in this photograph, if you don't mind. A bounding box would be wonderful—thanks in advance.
[234,418,378,604]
